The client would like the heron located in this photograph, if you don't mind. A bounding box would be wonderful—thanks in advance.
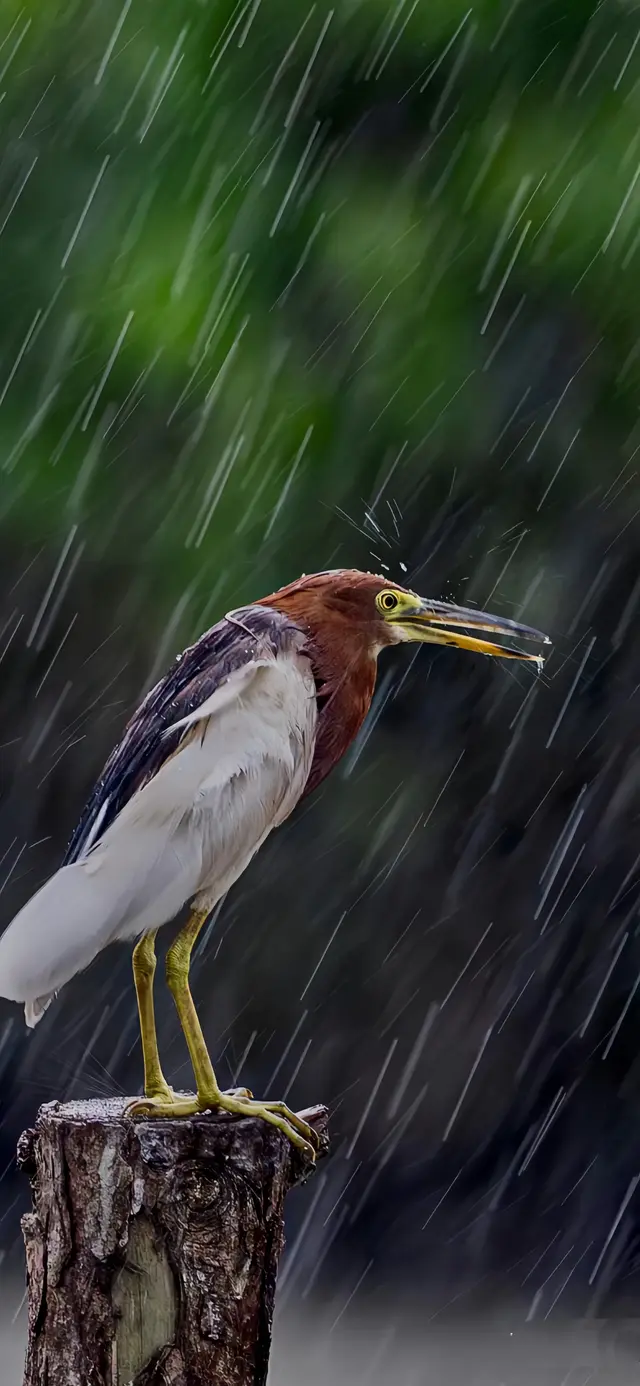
[0,570,549,1158]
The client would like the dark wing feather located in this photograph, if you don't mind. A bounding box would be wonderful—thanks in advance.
[63,605,303,865]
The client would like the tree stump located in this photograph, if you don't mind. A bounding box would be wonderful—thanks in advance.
[17,1095,328,1386]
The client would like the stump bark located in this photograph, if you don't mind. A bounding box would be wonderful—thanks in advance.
[17,1096,328,1386]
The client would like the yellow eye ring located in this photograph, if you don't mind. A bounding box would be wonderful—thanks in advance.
[378,590,399,612]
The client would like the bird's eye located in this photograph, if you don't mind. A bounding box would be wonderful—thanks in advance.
[378,590,399,612]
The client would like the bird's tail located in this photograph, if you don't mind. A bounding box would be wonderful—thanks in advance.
[0,856,128,1027]
[0,813,202,1027]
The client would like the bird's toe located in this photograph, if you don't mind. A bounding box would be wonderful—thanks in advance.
[200,1090,316,1158]
[252,1099,321,1151]
[125,1092,199,1119]
[230,1094,319,1157]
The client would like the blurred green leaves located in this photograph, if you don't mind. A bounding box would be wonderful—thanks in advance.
[0,0,638,619]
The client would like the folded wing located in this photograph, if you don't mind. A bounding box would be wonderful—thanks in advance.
[0,605,316,1024]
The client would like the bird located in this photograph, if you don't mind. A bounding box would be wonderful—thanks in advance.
[0,570,549,1158]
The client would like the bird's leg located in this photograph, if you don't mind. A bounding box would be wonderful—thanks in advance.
[166,907,218,1094]
[129,908,319,1159]
[130,930,173,1103]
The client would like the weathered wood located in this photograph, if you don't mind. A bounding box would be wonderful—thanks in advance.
[17,1095,328,1386]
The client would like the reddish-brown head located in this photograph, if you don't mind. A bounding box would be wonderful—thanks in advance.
[260,569,401,658]
[260,568,549,795]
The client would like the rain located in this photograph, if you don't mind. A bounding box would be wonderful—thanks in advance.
[0,1,640,1382]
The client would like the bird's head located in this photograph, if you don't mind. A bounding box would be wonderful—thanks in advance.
[263,569,550,667]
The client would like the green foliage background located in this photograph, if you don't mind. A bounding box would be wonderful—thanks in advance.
[1,0,638,617]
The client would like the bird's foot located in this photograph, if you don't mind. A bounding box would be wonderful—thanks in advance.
[126,1080,176,1116]
[219,1091,320,1159]
[128,1087,318,1159]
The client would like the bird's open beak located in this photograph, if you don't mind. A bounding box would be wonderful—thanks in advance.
[388,597,551,666]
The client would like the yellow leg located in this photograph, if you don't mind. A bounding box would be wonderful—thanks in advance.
[131,930,173,1102]
[128,909,319,1160]
[166,908,217,1094]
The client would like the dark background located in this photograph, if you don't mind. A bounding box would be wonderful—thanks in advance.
[2,0,640,1373]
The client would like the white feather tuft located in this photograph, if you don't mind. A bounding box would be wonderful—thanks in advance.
[25,993,55,1028]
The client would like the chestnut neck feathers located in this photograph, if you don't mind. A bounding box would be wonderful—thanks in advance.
[260,571,389,795]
